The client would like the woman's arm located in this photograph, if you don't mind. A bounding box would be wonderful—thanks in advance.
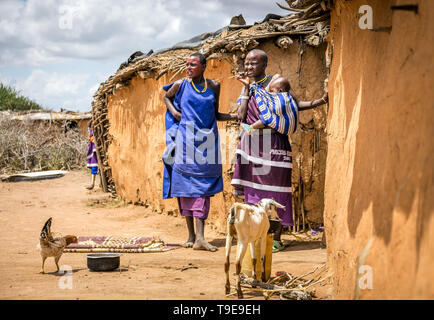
[250,120,265,129]
[297,92,328,111]
[284,79,328,111]
[163,79,183,121]
[236,72,251,122]
[210,80,238,121]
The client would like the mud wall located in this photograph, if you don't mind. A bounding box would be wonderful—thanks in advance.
[77,120,89,136]
[106,39,327,232]
[23,119,89,136]
[325,0,434,299]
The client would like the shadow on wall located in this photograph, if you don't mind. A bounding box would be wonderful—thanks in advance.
[344,0,433,269]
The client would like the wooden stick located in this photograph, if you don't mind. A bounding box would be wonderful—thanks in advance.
[169,67,185,82]
[303,274,331,290]
[240,274,285,290]
[267,274,286,285]
[92,119,108,193]
[285,265,320,287]
[293,182,298,233]
[301,181,305,232]
[276,2,305,12]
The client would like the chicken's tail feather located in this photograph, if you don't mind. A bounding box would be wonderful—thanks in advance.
[40,217,52,240]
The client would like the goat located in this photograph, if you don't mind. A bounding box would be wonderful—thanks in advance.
[224,198,285,298]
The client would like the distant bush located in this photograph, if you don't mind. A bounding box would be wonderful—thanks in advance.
[0,82,42,111]
[0,115,88,174]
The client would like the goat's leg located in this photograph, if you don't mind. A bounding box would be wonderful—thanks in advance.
[260,234,268,282]
[235,242,248,299]
[224,233,233,295]
[249,241,257,281]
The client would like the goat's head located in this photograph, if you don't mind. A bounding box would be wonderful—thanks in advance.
[258,198,285,220]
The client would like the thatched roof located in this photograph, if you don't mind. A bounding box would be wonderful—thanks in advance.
[0,110,91,121]
[92,1,330,102]
[91,0,331,196]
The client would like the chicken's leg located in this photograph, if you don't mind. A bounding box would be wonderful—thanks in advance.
[40,256,47,274]
[55,255,61,273]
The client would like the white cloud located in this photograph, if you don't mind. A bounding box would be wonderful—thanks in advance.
[15,69,92,110]
[0,0,289,111]
[1,0,287,65]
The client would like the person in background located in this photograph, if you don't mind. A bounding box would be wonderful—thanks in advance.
[86,120,98,190]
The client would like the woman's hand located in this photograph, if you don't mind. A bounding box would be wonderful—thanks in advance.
[236,71,250,87]
[236,71,250,122]
[163,79,183,121]
[241,123,253,134]
[321,90,328,103]
[173,110,181,122]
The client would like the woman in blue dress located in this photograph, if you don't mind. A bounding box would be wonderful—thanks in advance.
[163,53,238,251]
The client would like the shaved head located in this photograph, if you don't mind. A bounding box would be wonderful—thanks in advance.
[246,49,268,65]
[269,76,291,93]
[244,49,268,80]
[190,52,207,68]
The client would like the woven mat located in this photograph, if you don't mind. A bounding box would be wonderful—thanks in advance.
[64,236,180,253]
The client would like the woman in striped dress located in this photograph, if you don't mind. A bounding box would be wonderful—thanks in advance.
[231,49,327,252]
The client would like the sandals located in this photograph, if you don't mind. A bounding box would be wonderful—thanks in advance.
[272,240,285,253]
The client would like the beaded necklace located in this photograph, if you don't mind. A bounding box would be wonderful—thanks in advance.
[254,75,268,86]
[190,78,207,93]
[250,75,269,93]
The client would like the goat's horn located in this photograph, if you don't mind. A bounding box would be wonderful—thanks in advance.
[272,200,285,209]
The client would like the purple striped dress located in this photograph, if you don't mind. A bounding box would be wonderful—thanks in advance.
[86,128,98,169]
[231,96,293,226]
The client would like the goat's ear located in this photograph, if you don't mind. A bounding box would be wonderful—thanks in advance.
[261,199,272,211]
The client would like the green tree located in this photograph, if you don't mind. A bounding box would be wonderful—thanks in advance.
[0,83,43,111]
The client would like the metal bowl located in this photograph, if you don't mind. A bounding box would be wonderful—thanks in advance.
[86,253,121,271]
[268,219,281,234]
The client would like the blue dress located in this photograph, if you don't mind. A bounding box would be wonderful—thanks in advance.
[162,79,223,198]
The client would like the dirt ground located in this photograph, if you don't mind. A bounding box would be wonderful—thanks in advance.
[0,170,331,300]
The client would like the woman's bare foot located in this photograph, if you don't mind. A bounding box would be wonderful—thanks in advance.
[182,236,195,248]
[182,241,194,248]
[193,239,218,252]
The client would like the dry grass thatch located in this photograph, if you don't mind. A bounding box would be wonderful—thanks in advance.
[0,115,88,175]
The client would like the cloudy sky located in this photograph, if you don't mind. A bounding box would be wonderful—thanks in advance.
[0,0,289,112]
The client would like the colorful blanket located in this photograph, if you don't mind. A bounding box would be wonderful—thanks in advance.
[254,88,299,136]
[64,236,180,253]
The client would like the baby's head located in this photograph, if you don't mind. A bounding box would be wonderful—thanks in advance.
[269,77,290,93]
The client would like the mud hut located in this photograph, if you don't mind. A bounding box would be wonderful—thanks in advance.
[270,0,432,300]
[1,110,91,136]
[322,0,433,299]
[90,4,330,233]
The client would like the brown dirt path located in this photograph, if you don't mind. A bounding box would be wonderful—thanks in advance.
[0,170,331,300]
